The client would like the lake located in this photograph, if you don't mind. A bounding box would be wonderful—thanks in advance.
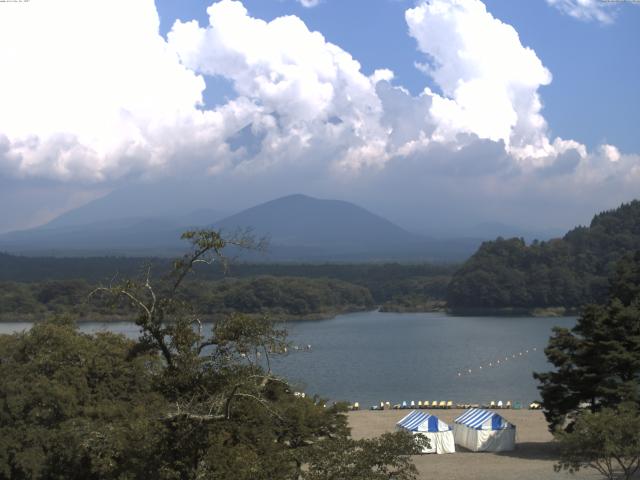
[0,311,575,408]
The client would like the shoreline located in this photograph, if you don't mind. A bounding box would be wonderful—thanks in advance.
[0,305,579,324]
[446,306,580,317]
[0,308,374,324]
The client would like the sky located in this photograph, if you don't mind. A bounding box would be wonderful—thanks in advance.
[0,0,638,235]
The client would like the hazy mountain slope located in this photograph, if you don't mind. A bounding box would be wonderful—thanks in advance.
[0,212,224,256]
[44,181,227,228]
[211,194,480,261]
[0,218,187,255]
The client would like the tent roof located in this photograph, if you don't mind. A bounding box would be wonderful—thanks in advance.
[397,410,451,432]
[454,409,513,430]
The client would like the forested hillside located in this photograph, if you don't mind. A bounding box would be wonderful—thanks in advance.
[447,200,640,311]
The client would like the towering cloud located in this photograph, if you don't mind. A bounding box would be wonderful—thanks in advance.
[406,0,553,158]
[168,0,391,172]
[0,0,214,181]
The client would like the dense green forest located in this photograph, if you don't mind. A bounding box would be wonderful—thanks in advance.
[0,255,453,320]
[0,253,454,288]
[0,276,376,322]
[447,200,640,312]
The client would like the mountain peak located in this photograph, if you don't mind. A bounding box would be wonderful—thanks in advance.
[214,195,417,249]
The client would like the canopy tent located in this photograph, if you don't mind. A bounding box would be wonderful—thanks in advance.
[453,408,515,452]
[396,410,455,454]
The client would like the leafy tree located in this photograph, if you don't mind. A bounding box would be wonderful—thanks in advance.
[0,230,423,480]
[0,316,165,480]
[304,432,427,480]
[555,403,640,480]
[534,252,640,431]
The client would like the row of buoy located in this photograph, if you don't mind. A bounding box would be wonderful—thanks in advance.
[456,347,538,377]
[268,344,313,354]
[293,344,313,352]
[238,344,313,356]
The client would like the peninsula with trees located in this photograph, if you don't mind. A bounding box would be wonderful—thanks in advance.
[447,200,640,314]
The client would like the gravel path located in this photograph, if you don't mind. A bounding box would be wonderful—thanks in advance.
[348,409,604,480]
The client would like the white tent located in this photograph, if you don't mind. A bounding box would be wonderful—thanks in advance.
[396,410,455,454]
[453,408,515,452]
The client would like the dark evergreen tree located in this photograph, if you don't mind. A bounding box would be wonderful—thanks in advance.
[534,252,640,431]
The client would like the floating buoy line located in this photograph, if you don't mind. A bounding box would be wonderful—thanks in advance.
[456,347,538,378]
[239,344,312,359]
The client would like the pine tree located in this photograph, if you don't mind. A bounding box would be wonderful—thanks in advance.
[534,252,640,431]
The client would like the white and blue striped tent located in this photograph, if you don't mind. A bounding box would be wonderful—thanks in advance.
[396,410,455,454]
[453,409,515,452]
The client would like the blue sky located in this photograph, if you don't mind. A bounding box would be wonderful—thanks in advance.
[0,0,638,234]
[156,0,640,152]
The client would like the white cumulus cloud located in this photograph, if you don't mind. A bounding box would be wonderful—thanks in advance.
[406,0,555,160]
[168,0,392,171]
[0,0,224,181]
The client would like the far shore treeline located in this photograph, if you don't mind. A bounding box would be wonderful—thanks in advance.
[1,199,639,319]
[0,261,453,321]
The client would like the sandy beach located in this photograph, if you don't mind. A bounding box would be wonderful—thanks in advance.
[348,409,603,480]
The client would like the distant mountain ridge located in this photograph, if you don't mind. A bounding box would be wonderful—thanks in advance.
[214,194,422,248]
[0,194,480,261]
[0,212,223,256]
[447,200,640,312]
[211,194,481,261]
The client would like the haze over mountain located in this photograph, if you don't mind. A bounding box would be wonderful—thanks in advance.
[0,194,482,261]
[0,216,205,257]
[42,181,228,229]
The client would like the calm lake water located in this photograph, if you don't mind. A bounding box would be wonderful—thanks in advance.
[0,311,575,408]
